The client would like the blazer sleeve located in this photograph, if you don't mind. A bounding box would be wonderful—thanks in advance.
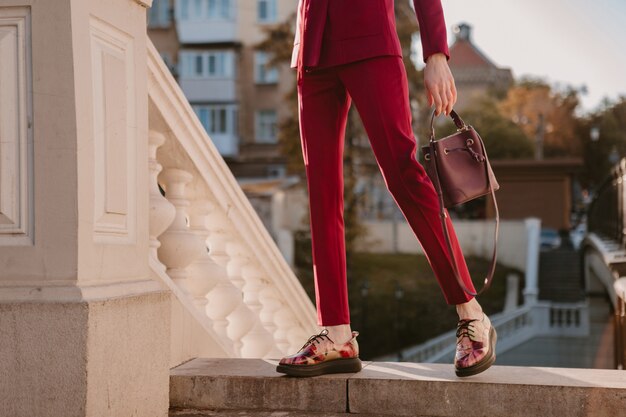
[412,0,450,63]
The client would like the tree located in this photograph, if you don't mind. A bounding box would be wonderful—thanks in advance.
[438,95,534,159]
[498,78,584,158]
[579,96,626,188]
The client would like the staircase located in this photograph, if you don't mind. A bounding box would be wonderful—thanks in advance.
[169,358,626,417]
[538,248,585,302]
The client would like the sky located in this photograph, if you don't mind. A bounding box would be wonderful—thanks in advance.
[433,0,626,113]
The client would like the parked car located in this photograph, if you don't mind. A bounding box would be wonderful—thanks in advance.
[569,222,587,250]
[540,228,562,251]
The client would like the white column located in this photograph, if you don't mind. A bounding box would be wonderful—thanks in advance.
[0,1,169,416]
[523,217,541,305]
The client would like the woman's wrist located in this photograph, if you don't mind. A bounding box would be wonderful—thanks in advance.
[426,52,447,65]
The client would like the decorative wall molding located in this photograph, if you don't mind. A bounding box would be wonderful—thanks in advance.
[90,16,137,243]
[0,7,33,246]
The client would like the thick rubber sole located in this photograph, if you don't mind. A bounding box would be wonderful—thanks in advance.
[276,357,362,377]
[455,326,497,377]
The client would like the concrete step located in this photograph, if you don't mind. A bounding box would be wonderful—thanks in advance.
[170,358,626,417]
[170,409,377,416]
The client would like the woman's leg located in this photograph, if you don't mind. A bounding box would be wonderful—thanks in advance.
[297,67,353,327]
[275,67,362,377]
[337,55,496,377]
[337,55,476,306]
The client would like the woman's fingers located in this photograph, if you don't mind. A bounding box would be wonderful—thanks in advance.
[431,87,443,116]
[451,79,458,106]
[444,88,454,116]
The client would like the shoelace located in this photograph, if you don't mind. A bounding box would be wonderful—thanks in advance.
[456,319,479,342]
[299,328,333,352]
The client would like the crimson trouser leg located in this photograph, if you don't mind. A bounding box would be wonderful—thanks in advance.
[298,55,475,326]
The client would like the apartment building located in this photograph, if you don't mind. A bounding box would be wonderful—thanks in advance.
[148,0,297,179]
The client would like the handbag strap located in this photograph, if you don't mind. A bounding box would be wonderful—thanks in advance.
[428,111,500,297]
[430,109,466,139]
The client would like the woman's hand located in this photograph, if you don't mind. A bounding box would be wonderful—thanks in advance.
[423,53,457,116]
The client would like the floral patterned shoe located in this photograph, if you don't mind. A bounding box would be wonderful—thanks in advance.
[276,328,362,377]
[454,313,497,377]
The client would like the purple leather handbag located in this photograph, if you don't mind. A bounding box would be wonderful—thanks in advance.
[421,110,500,296]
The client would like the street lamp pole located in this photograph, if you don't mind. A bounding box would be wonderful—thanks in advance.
[360,278,370,332]
[394,281,405,361]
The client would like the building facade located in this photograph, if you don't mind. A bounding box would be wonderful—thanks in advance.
[148,0,297,179]
[446,23,514,110]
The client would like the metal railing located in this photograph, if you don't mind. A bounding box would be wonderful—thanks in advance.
[614,278,626,369]
[380,301,589,363]
[588,158,626,247]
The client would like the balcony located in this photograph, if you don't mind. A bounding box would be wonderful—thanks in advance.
[175,1,237,44]
[180,77,237,102]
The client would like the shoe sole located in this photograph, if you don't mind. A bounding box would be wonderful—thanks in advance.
[276,357,362,377]
[455,326,497,377]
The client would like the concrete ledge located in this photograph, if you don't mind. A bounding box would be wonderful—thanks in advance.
[171,359,626,416]
[170,358,348,413]
[350,362,626,416]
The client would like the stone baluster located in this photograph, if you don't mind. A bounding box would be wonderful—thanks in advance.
[225,299,255,357]
[225,241,248,291]
[157,168,205,294]
[221,240,259,356]
[227,246,275,358]
[240,319,275,358]
[148,131,175,269]
[185,198,221,309]
[230,245,264,314]
[203,200,244,352]
[273,305,303,353]
[258,285,287,356]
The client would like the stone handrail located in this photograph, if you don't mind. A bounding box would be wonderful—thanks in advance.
[146,38,317,363]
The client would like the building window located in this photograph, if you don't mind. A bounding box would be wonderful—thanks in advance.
[208,0,232,19]
[255,110,278,143]
[258,0,277,23]
[180,0,189,19]
[148,0,171,28]
[192,104,238,137]
[179,0,232,21]
[254,51,279,84]
[180,50,235,78]
[267,165,286,178]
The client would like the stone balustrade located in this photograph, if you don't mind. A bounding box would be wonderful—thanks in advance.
[146,39,317,363]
